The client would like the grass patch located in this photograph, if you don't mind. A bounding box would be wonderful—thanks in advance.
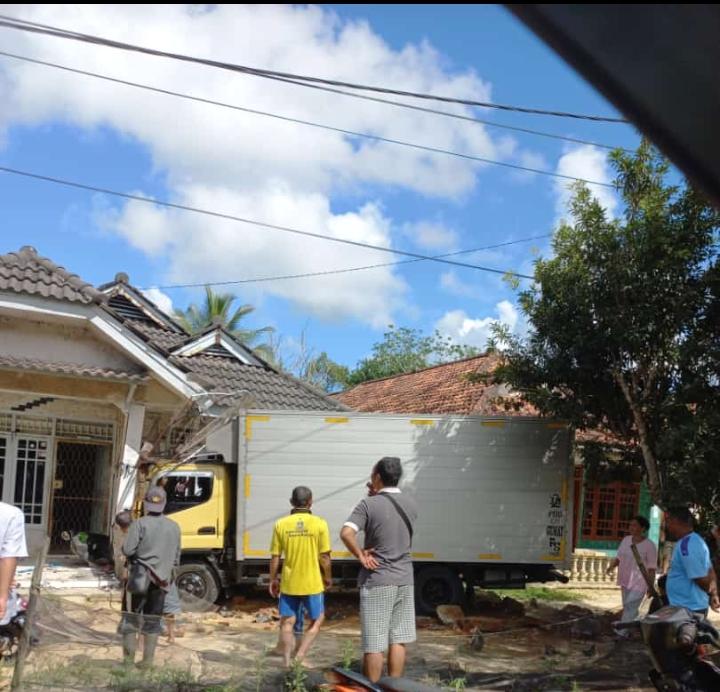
[489,586,582,603]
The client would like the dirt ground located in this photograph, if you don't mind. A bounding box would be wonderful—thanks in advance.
[2,585,712,691]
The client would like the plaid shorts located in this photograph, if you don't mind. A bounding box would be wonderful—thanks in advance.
[360,584,416,653]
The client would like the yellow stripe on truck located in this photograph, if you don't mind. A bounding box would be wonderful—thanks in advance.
[325,417,349,424]
[244,415,270,440]
[244,474,251,499]
[478,553,502,560]
[243,531,270,557]
[410,419,434,426]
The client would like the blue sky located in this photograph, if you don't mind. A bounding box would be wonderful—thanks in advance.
[0,5,641,369]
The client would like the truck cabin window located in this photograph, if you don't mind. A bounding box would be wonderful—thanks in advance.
[159,472,214,514]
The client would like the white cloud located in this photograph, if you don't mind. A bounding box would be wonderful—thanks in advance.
[142,287,174,316]
[439,271,477,298]
[0,4,539,325]
[405,221,458,251]
[512,150,549,183]
[554,145,618,220]
[105,183,407,328]
[435,300,519,349]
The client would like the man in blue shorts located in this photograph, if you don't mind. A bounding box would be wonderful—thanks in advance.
[269,486,332,667]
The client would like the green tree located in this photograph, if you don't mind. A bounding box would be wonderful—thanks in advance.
[494,141,719,509]
[174,286,274,357]
[268,329,349,392]
[302,352,350,393]
[345,325,481,387]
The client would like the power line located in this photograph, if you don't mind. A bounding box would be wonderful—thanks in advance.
[262,72,637,153]
[0,164,535,280]
[143,234,551,290]
[0,14,628,124]
[0,50,632,154]
[0,51,619,188]
[0,56,616,188]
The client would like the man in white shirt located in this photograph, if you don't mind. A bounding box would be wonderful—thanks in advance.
[0,502,28,623]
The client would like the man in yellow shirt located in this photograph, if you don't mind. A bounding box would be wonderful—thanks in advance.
[269,486,331,667]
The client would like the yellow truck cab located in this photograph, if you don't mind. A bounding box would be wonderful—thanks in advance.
[152,456,233,607]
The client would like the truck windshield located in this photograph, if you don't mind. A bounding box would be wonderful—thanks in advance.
[159,472,214,515]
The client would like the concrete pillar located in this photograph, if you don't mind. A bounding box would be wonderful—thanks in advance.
[115,403,145,513]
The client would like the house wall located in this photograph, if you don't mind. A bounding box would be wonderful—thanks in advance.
[0,316,139,372]
[575,474,662,556]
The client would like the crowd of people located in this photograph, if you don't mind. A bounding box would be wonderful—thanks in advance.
[110,455,417,681]
[606,506,720,638]
[2,463,720,681]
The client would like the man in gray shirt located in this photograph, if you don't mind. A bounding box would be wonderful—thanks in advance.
[120,486,181,667]
[341,457,418,683]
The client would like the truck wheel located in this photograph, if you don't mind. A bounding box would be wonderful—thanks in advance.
[414,566,464,615]
[176,562,220,612]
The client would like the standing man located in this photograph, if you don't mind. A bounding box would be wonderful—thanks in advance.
[340,457,418,683]
[665,507,720,616]
[120,486,181,667]
[0,502,27,625]
[269,486,331,668]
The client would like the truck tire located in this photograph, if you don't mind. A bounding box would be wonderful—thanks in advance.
[414,566,464,615]
[175,562,220,612]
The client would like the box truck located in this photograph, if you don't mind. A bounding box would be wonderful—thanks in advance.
[154,410,572,613]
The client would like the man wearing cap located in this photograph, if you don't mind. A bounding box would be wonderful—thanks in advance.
[120,486,181,667]
[269,486,332,668]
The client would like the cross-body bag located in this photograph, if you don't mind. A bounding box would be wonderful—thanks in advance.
[381,493,413,547]
[127,559,152,595]
[630,542,664,613]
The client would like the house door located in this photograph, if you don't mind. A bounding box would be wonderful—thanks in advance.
[50,442,111,551]
[8,436,53,552]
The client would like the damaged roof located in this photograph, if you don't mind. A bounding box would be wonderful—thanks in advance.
[98,276,343,411]
[0,247,345,412]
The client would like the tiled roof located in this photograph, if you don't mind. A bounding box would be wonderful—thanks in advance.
[0,355,148,382]
[0,246,105,304]
[334,355,538,416]
[174,355,343,411]
[121,319,188,352]
[334,356,627,447]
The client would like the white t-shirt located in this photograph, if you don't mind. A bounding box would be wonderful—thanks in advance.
[617,535,657,593]
[0,503,28,559]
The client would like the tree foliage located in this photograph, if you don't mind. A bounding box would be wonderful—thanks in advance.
[174,286,274,357]
[268,329,349,393]
[494,141,719,511]
[345,325,481,387]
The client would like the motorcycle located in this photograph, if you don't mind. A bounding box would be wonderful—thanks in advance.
[0,589,27,660]
[618,605,720,691]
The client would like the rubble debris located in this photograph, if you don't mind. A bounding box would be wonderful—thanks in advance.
[500,596,525,616]
[253,607,280,624]
[435,605,465,629]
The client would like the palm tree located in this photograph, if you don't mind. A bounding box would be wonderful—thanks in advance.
[174,286,274,358]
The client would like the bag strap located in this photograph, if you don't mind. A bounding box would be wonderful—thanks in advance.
[631,542,658,596]
[380,493,413,546]
[132,557,167,588]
